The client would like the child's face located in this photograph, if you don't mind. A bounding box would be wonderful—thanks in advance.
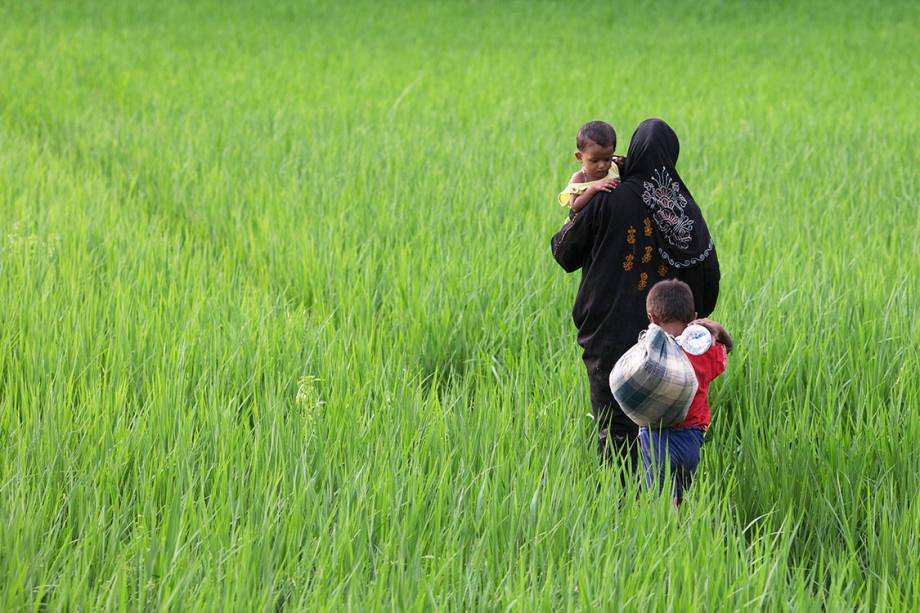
[576,141,615,181]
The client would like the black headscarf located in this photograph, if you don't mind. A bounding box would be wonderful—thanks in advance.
[621,119,714,269]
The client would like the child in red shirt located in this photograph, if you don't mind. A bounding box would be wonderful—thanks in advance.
[640,280,733,507]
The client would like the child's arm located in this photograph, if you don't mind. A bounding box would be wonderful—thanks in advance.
[569,174,620,214]
[692,318,733,353]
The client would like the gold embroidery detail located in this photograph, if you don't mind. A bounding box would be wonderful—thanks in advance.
[641,246,653,263]
[657,263,669,277]
[623,254,634,271]
[626,226,636,245]
[638,272,648,290]
[643,217,653,237]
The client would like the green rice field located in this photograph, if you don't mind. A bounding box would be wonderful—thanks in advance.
[1,0,918,609]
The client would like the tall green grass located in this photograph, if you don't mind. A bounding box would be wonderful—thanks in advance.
[1,0,918,609]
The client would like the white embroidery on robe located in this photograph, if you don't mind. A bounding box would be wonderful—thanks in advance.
[642,167,694,250]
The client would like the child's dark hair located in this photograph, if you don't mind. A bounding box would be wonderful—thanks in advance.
[646,279,696,324]
[577,120,617,151]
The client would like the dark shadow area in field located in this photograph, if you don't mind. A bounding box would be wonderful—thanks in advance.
[415,339,473,401]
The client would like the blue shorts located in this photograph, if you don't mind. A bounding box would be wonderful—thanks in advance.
[639,426,705,501]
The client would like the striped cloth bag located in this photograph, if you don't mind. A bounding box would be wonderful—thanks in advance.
[609,324,698,428]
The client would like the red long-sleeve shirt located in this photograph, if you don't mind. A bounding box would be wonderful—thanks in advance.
[674,342,727,431]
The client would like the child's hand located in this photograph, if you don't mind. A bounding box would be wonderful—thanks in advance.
[691,318,733,352]
[593,178,620,193]
[571,178,621,213]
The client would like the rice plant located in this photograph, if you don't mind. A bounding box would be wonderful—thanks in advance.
[0,0,917,609]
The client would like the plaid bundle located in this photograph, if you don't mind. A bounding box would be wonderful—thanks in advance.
[609,324,698,428]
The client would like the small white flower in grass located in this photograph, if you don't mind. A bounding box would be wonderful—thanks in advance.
[296,375,325,417]
[5,227,61,258]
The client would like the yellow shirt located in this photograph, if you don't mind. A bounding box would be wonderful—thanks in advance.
[558,166,620,207]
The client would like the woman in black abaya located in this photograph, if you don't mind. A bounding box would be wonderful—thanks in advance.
[551,118,719,469]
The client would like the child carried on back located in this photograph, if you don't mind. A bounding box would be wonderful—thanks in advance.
[609,279,733,507]
[557,121,625,214]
